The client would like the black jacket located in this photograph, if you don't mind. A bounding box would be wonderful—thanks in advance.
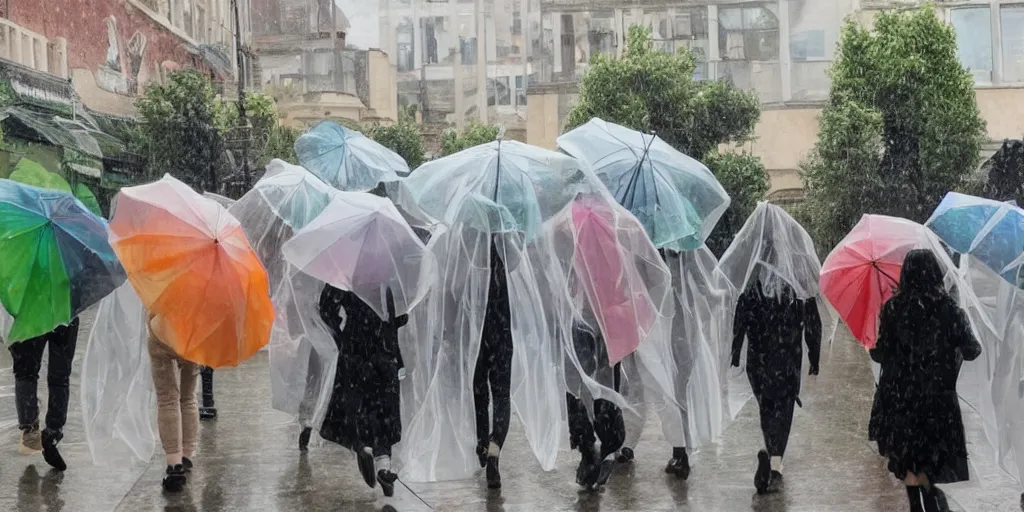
[731,282,821,400]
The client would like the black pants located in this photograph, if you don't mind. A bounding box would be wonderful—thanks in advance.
[473,332,513,451]
[9,319,79,433]
[567,394,626,459]
[755,394,796,457]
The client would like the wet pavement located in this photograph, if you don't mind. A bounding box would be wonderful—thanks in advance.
[1,310,1022,511]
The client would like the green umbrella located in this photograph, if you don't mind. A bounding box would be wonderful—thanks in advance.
[8,158,72,192]
[74,183,103,216]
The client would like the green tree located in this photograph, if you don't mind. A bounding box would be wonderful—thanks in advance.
[368,106,426,169]
[439,122,500,156]
[801,7,987,250]
[263,124,301,165]
[135,69,228,192]
[564,25,766,254]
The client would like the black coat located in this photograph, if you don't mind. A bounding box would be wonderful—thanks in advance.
[868,292,981,483]
[731,283,822,400]
[318,285,408,450]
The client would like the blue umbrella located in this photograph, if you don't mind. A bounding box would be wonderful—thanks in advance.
[0,179,126,341]
[295,121,410,192]
[557,118,730,251]
[926,191,1024,285]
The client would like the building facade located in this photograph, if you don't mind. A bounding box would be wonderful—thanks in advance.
[526,0,1024,201]
[4,0,253,116]
[377,0,538,136]
[252,0,398,126]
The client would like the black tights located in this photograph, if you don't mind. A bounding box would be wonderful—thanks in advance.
[473,333,513,452]
[756,394,796,457]
[566,394,625,459]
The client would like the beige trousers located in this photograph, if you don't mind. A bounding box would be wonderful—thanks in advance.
[148,333,200,466]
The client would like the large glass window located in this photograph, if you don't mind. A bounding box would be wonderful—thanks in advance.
[718,4,779,61]
[951,7,993,83]
[397,22,415,72]
[1002,6,1024,83]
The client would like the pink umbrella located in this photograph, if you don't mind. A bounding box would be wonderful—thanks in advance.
[571,195,655,365]
[820,215,942,349]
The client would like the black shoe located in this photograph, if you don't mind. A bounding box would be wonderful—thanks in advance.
[182,457,194,472]
[298,428,312,452]
[754,450,771,494]
[357,448,377,488]
[476,443,488,468]
[616,447,635,463]
[41,429,66,471]
[199,407,218,420]
[922,486,949,512]
[486,456,501,489]
[665,447,691,480]
[377,469,398,497]
[575,445,600,487]
[594,457,614,487]
[765,470,784,494]
[162,465,187,493]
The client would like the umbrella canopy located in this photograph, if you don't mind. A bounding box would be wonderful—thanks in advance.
[926,192,1024,286]
[295,120,409,192]
[0,179,125,342]
[718,202,821,300]
[230,159,335,289]
[108,174,274,368]
[281,192,434,319]
[557,118,730,251]
[820,214,954,348]
[399,139,586,239]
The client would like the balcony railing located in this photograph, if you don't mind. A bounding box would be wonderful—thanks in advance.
[0,18,67,78]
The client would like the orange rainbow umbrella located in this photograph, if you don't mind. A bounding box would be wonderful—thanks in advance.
[108,175,273,368]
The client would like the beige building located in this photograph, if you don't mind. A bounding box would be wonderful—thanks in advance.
[526,0,1024,201]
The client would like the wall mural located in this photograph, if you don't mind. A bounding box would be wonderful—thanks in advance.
[96,16,148,96]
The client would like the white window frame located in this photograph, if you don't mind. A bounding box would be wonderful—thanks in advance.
[944,1,1024,86]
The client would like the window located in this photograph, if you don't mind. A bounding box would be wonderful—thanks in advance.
[397,22,415,72]
[513,11,522,36]
[951,7,993,83]
[515,75,527,107]
[460,37,477,65]
[422,17,443,64]
[588,14,616,58]
[494,76,512,106]
[718,5,779,61]
[1001,6,1024,83]
[790,30,826,61]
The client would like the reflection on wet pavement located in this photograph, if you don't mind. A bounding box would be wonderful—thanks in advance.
[0,311,1019,511]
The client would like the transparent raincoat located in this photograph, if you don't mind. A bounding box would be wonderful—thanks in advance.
[0,308,17,433]
[541,188,687,454]
[392,140,587,481]
[229,160,339,429]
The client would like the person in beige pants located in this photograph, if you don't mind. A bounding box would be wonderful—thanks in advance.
[148,314,200,493]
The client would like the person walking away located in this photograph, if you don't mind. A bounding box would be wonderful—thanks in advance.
[10,318,79,470]
[731,270,821,494]
[148,313,200,492]
[869,249,979,512]
[473,237,515,489]
[318,284,407,497]
[566,318,626,489]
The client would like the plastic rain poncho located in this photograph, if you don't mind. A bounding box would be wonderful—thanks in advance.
[229,160,339,429]
[392,140,587,482]
[541,189,687,453]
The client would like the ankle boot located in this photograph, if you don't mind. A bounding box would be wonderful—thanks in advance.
[665,447,690,479]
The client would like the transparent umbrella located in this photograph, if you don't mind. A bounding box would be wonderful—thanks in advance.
[296,120,410,192]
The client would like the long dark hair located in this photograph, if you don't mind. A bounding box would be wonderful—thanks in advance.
[897,249,945,297]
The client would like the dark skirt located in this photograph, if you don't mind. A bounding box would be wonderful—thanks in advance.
[319,351,402,450]
[869,389,969,484]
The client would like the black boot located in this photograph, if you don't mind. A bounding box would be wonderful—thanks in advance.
[377,469,398,497]
[486,456,501,489]
[906,486,924,512]
[182,457,194,472]
[41,429,66,471]
[922,485,948,512]
[356,447,377,488]
[615,447,635,463]
[298,427,312,452]
[594,453,615,487]
[665,447,690,480]
[476,443,488,469]
[162,464,187,493]
[575,445,600,488]
[200,367,217,420]
[754,450,771,494]
[765,470,784,493]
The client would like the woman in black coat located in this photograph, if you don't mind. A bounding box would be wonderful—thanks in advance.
[731,273,821,494]
[318,284,408,497]
[473,236,514,489]
[869,249,980,512]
